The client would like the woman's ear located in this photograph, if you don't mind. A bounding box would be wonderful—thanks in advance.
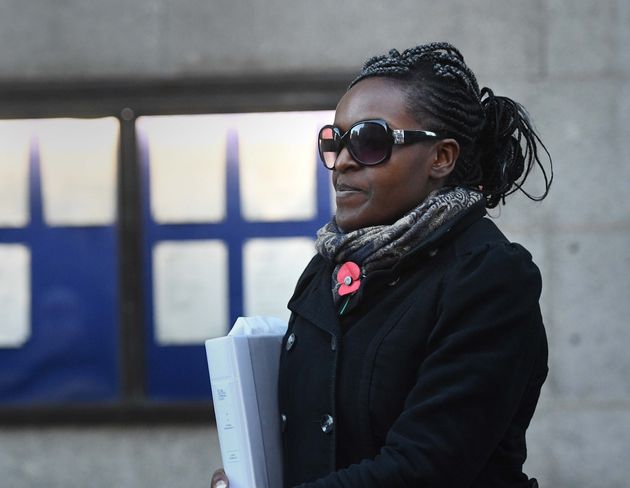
[429,138,459,180]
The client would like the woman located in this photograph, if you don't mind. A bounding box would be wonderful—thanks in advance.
[213,41,552,488]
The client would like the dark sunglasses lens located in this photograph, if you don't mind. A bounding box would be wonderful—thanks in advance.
[318,126,339,169]
[348,122,390,165]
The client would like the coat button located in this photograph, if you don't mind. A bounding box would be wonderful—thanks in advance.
[320,414,334,434]
[428,248,438,257]
[280,413,287,432]
[285,333,296,351]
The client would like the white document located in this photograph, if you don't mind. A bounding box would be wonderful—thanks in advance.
[237,112,318,222]
[0,244,31,347]
[37,117,119,226]
[243,237,315,321]
[139,114,228,224]
[0,119,30,227]
[205,316,287,488]
[154,240,228,345]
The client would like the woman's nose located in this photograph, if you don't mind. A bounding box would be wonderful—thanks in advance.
[333,146,361,172]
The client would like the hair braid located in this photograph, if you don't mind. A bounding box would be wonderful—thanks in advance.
[349,42,552,208]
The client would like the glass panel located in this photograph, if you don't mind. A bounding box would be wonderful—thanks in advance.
[38,117,119,226]
[243,237,315,321]
[153,240,228,344]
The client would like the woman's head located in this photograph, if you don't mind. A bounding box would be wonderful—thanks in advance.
[330,77,461,232]
[348,42,552,209]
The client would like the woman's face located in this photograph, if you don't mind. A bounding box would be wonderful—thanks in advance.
[332,77,450,232]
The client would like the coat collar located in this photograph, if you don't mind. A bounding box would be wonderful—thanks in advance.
[347,200,487,314]
[287,199,487,334]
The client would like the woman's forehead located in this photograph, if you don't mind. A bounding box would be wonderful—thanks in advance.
[334,77,421,130]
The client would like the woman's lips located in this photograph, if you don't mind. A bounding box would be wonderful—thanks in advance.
[335,183,367,206]
[335,182,365,195]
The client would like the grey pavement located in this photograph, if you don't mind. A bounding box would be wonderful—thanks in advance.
[0,424,222,488]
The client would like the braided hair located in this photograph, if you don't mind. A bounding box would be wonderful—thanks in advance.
[350,42,553,208]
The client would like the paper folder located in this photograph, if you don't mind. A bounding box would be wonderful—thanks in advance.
[205,316,287,488]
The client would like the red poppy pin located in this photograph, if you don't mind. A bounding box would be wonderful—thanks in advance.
[337,261,361,296]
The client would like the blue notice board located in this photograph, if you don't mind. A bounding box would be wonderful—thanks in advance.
[0,134,120,405]
[138,112,334,402]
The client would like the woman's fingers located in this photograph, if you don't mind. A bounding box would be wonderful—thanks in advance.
[211,468,228,488]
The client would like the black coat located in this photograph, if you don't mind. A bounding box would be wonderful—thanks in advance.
[278,202,548,488]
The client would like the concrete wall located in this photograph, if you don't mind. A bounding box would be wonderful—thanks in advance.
[2,0,629,486]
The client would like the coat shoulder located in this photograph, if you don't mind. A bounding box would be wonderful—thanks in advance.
[452,217,509,255]
[445,217,542,302]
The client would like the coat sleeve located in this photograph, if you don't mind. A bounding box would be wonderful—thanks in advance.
[295,242,548,488]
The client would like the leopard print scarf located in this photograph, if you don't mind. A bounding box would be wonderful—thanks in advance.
[315,186,483,301]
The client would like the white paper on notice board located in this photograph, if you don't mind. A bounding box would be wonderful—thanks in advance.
[140,115,228,224]
[0,120,31,227]
[243,237,315,321]
[0,244,31,347]
[38,117,119,226]
[238,112,318,222]
[153,240,228,345]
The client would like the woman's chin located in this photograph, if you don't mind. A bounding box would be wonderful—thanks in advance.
[335,214,360,233]
[335,208,373,233]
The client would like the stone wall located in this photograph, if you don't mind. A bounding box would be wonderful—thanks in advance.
[1,1,628,486]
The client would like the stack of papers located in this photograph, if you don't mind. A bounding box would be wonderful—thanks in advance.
[205,316,287,488]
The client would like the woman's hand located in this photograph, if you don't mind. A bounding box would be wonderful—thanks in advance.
[210,468,229,488]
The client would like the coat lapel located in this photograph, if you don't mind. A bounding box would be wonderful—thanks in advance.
[288,258,340,335]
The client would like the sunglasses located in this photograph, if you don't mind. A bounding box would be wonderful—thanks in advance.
[318,119,449,169]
